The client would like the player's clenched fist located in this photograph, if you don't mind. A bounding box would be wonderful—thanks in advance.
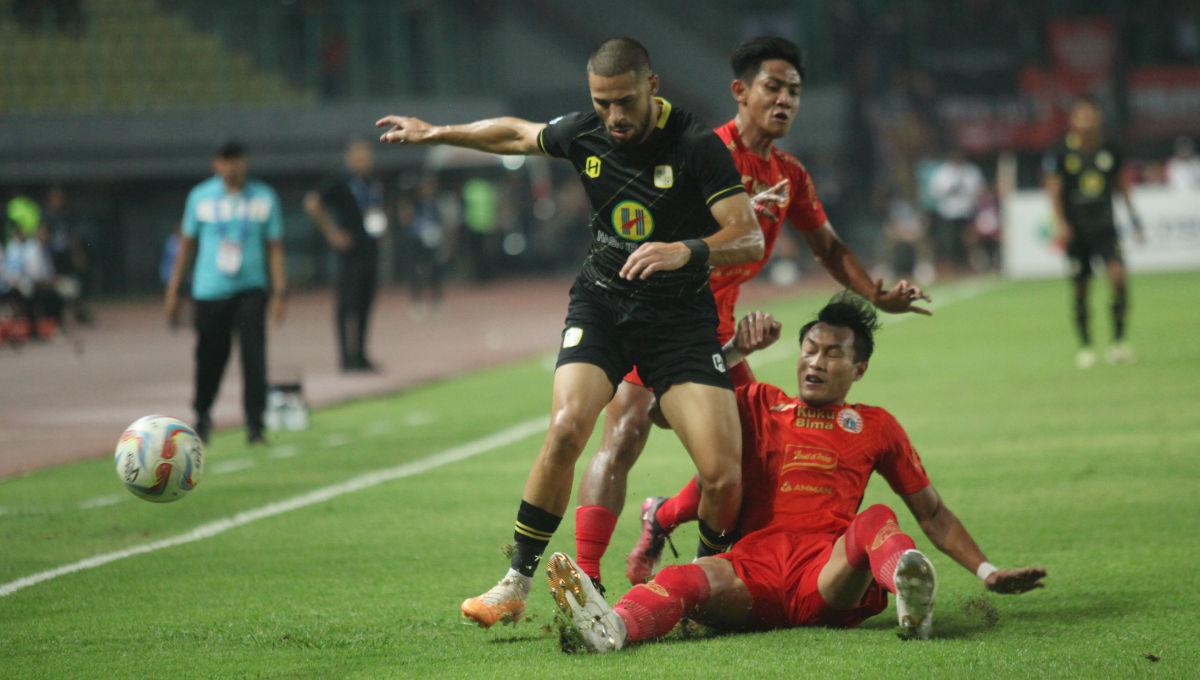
[735,310,781,354]
[376,116,433,144]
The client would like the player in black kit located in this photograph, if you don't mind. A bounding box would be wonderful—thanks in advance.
[377,37,765,628]
[1043,97,1145,369]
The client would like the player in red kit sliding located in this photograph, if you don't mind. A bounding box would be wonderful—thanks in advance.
[574,36,931,590]
[549,296,1046,649]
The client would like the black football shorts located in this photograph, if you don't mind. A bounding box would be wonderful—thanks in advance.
[555,278,731,396]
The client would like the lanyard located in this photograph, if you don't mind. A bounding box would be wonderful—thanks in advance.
[216,193,251,242]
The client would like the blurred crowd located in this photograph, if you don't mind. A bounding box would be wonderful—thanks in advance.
[1,187,92,346]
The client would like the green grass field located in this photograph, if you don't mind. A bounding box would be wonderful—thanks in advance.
[2,272,1198,678]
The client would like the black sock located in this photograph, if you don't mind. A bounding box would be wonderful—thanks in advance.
[511,500,562,577]
[1073,284,1091,346]
[1112,286,1128,342]
[695,519,733,558]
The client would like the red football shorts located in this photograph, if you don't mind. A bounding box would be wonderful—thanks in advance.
[718,529,888,630]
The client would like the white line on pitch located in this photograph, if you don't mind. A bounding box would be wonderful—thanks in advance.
[79,495,127,510]
[322,434,353,448]
[0,417,547,598]
[209,459,257,475]
[267,445,300,459]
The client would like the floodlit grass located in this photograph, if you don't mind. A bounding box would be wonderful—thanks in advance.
[1,272,1197,678]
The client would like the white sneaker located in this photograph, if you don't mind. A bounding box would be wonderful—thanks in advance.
[460,569,531,628]
[546,552,627,653]
[1106,343,1136,364]
[894,549,937,640]
[1076,348,1097,369]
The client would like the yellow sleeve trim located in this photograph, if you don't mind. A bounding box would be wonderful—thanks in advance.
[536,127,549,155]
[706,183,744,205]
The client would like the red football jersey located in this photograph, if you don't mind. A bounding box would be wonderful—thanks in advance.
[734,382,930,539]
[709,119,829,341]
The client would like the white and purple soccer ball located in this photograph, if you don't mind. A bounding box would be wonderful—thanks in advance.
[114,415,204,503]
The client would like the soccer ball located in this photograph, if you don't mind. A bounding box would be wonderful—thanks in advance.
[114,415,204,503]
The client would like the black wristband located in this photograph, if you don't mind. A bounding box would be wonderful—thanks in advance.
[682,238,710,265]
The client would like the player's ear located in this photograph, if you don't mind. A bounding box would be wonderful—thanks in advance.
[647,72,660,96]
[853,361,868,382]
[731,78,748,104]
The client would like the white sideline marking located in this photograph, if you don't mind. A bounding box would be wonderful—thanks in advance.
[210,459,257,475]
[363,421,396,437]
[401,411,435,427]
[267,445,300,459]
[0,417,547,598]
[79,495,126,510]
[322,434,353,448]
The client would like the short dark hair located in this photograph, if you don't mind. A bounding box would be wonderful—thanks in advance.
[1072,94,1102,111]
[731,36,806,83]
[215,140,246,159]
[798,291,881,362]
[587,37,652,77]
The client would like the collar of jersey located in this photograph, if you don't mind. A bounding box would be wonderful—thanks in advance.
[654,97,672,129]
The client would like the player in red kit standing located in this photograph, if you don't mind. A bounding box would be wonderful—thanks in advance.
[548,296,1046,650]
[573,36,931,589]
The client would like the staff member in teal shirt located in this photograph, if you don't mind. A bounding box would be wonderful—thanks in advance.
[165,141,287,444]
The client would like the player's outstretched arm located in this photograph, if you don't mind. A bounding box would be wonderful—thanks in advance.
[375,115,545,156]
[901,485,1047,594]
[803,222,932,316]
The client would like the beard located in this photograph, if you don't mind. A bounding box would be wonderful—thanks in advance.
[606,105,654,147]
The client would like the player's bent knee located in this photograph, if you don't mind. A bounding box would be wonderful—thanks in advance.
[544,412,594,460]
[697,466,742,502]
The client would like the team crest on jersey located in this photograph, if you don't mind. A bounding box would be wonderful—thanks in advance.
[1096,150,1113,171]
[653,164,674,189]
[1079,170,1106,198]
[611,200,655,241]
[836,407,863,434]
[585,156,602,178]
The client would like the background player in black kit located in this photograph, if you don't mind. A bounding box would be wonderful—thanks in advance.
[377,37,765,628]
[1043,97,1145,369]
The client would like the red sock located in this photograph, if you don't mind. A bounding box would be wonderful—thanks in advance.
[843,504,916,593]
[574,505,618,582]
[614,564,710,642]
[654,477,701,531]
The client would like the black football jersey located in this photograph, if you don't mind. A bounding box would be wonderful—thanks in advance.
[538,98,745,298]
[1044,132,1123,233]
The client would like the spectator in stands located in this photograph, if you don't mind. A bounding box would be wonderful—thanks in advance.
[1166,137,1200,191]
[965,189,1002,273]
[42,186,91,325]
[5,196,61,340]
[876,187,936,285]
[165,141,287,445]
[928,149,986,268]
[398,174,447,319]
[304,139,386,373]
[461,177,500,283]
